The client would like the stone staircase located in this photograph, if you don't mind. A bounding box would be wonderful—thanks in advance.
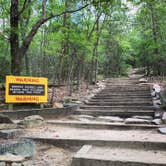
[77,78,156,119]
[24,77,166,166]
[70,78,166,166]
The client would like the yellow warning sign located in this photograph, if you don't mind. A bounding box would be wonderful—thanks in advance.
[5,76,48,103]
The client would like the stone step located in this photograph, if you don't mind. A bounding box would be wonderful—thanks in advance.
[24,127,166,150]
[97,92,151,95]
[91,95,152,100]
[76,110,155,117]
[84,101,153,106]
[47,120,161,130]
[101,89,150,92]
[95,93,151,97]
[103,86,149,89]
[106,81,139,83]
[106,83,139,85]
[80,105,155,110]
[89,99,153,102]
[72,145,166,166]
[99,91,151,94]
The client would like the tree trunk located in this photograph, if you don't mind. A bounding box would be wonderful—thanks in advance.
[10,0,20,75]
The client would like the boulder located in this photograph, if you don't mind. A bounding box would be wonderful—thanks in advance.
[19,115,44,128]
[139,78,147,83]
[153,84,161,93]
[160,89,166,108]
[151,91,156,97]
[158,127,166,135]
[53,102,63,108]
[162,112,166,123]
[0,139,36,158]
[155,111,163,118]
[152,119,163,125]
[0,114,13,124]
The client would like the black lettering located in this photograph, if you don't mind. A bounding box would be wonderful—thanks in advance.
[9,83,45,96]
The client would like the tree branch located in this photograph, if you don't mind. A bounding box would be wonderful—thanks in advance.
[42,0,47,19]
[46,4,89,21]
[87,12,102,40]
[19,0,28,16]
[20,4,89,56]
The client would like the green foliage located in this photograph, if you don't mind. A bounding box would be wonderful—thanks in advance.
[0,0,165,83]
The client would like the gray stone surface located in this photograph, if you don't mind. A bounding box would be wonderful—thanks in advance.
[0,129,23,139]
[0,114,13,124]
[160,89,166,107]
[0,107,77,120]
[0,153,25,163]
[132,116,153,120]
[162,112,166,123]
[72,145,166,166]
[0,162,5,166]
[158,128,166,135]
[71,115,95,121]
[125,118,151,124]
[97,116,124,123]
[19,115,44,128]
[139,78,148,83]
[152,119,163,125]
[0,124,17,130]
[0,139,36,158]
[12,163,22,166]
[155,111,163,118]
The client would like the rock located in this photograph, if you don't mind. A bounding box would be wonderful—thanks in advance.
[12,163,23,166]
[155,111,163,118]
[84,100,89,104]
[162,112,166,123]
[0,153,25,163]
[0,139,36,158]
[19,115,44,128]
[72,101,82,104]
[0,162,5,166]
[63,103,78,107]
[158,127,166,134]
[151,91,156,97]
[125,118,151,124]
[132,116,153,120]
[153,100,161,106]
[0,124,17,130]
[0,129,23,139]
[24,115,43,121]
[71,115,95,121]
[53,102,63,108]
[160,89,166,107]
[0,114,13,124]
[97,116,124,123]
[139,78,147,83]
[152,119,163,125]
[153,84,161,93]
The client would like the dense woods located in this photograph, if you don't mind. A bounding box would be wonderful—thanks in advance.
[0,0,166,85]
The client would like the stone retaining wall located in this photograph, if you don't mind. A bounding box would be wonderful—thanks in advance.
[0,106,77,120]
